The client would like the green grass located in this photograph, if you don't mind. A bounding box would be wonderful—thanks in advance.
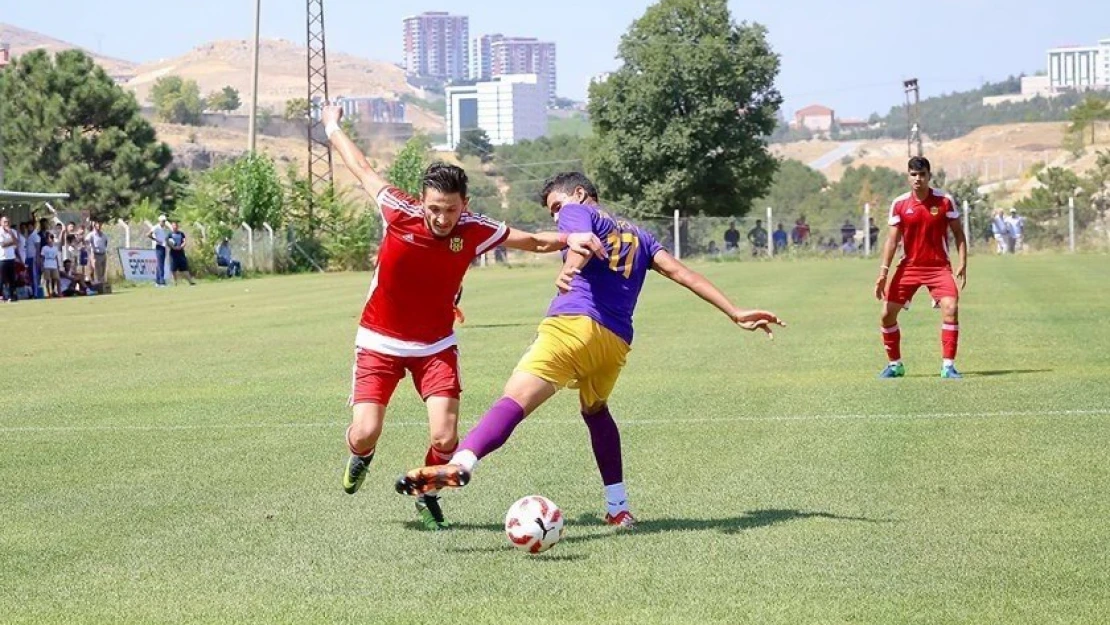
[2,255,1109,624]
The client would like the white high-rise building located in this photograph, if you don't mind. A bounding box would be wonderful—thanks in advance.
[471,34,502,81]
[445,75,547,149]
[490,38,557,104]
[402,12,470,80]
[1046,37,1110,92]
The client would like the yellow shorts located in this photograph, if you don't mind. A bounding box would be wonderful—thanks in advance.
[515,315,630,409]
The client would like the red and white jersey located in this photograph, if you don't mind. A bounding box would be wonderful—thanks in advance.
[357,186,509,355]
[888,188,960,268]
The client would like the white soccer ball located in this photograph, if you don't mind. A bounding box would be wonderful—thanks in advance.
[504,495,565,554]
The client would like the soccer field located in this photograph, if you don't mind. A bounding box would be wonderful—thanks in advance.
[2,255,1108,624]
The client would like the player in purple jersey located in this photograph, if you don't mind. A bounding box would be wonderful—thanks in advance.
[397,172,784,527]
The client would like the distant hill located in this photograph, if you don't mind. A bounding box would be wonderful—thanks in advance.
[0,24,444,133]
[0,22,135,76]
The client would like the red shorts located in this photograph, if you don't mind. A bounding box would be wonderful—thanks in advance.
[886,264,958,308]
[349,346,462,406]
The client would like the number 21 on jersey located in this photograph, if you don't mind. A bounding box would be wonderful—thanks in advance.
[606,230,639,278]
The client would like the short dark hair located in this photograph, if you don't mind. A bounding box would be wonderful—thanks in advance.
[539,171,600,207]
[421,162,468,197]
[908,156,931,172]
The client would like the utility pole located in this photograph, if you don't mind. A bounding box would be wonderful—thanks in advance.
[248,0,262,154]
[903,78,922,158]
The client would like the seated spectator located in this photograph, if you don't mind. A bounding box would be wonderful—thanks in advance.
[840,219,858,244]
[706,240,720,256]
[59,259,87,297]
[216,238,243,277]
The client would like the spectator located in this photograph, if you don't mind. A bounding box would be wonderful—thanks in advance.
[22,221,41,298]
[706,240,721,256]
[1006,208,1025,253]
[35,218,50,296]
[39,232,61,297]
[841,238,858,254]
[166,221,196,286]
[990,209,1011,254]
[1,216,19,302]
[86,221,110,286]
[149,214,169,287]
[791,216,811,246]
[59,259,87,297]
[772,223,788,252]
[868,217,880,250]
[747,219,768,257]
[723,221,741,251]
[216,237,243,277]
[840,219,858,244]
[493,244,510,266]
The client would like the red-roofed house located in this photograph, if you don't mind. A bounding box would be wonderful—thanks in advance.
[793,104,835,132]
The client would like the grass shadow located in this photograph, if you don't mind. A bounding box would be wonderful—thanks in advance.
[406,509,891,545]
[964,369,1052,377]
[460,323,534,330]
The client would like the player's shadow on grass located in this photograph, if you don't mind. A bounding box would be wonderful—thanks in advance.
[413,509,889,545]
[460,323,534,330]
[562,508,889,543]
[905,368,1051,379]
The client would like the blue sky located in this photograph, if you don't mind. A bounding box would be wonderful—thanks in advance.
[4,1,1109,117]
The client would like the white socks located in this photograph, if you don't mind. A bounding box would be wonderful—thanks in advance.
[605,482,628,516]
[451,450,479,473]
[943,359,955,368]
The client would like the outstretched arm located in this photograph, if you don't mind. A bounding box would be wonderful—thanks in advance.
[650,250,784,337]
[502,228,607,258]
[321,105,389,200]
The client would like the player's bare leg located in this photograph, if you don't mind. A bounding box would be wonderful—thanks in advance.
[396,372,557,496]
[343,402,385,494]
[415,396,460,529]
[582,401,635,529]
[878,301,905,378]
[938,296,962,378]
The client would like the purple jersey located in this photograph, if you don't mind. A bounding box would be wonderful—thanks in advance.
[546,203,664,344]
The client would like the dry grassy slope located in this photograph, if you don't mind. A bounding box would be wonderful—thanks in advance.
[773,122,1110,190]
[1,22,135,75]
[126,39,444,133]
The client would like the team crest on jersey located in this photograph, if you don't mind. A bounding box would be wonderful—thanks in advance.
[449,237,464,252]
[930,205,940,216]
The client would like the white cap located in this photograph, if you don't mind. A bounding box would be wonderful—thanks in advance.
[158,214,168,222]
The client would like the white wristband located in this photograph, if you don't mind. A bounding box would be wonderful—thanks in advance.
[325,122,341,139]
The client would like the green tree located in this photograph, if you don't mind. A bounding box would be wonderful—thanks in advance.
[587,0,782,218]
[151,75,204,125]
[754,159,827,212]
[1066,94,1110,145]
[387,135,432,196]
[284,97,310,121]
[206,86,241,113]
[0,49,181,220]
[456,129,494,162]
[233,153,283,229]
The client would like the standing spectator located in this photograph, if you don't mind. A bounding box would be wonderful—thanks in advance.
[39,232,61,297]
[35,218,50,296]
[1006,208,1025,253]
[86,221,110,286]
[22,221,40,298]
[840,219,858,245]
[990,209,1011,254]
[772,223,788,253]
[149,214,169,287]
[868,217,880,250]
[1,216,20,302]
[166,221,196,286]
[723,221,741,251]
[747,219,768,257]
[216,237,242,277]
[791,216,811,246]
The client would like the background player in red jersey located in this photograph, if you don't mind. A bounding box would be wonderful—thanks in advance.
[322,105,604,529]
[875,156,968,379]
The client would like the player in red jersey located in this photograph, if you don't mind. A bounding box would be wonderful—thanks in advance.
[875,156,968,379]
[321,105,605,529]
